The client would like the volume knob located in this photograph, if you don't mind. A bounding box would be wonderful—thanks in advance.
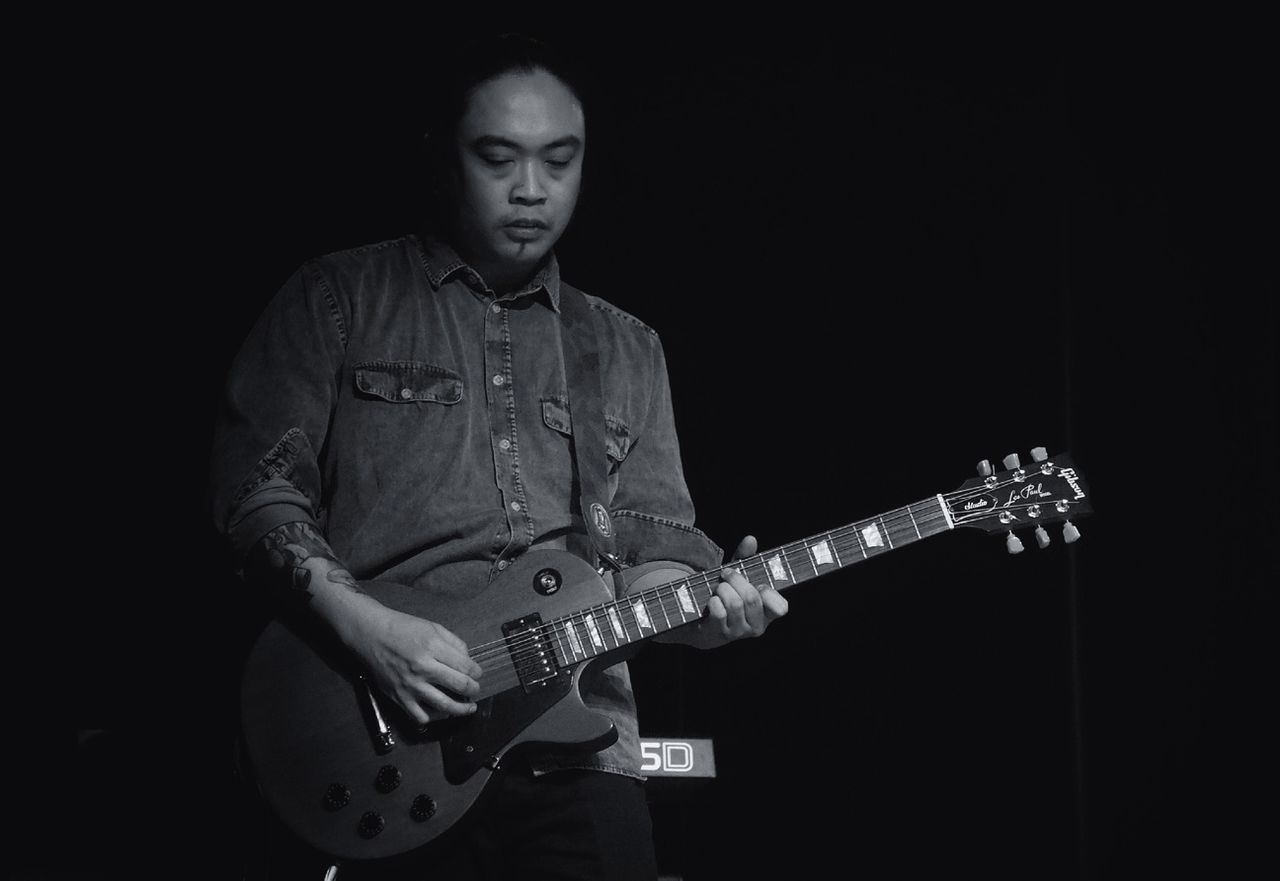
[322,784,351,811]
[375,765,402,794]
[357,811,385,839]
[410,794,438,822]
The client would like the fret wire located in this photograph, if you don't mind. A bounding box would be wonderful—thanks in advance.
[878,516,895,549]
[828,531,843,566]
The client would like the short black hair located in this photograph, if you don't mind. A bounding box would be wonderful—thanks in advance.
[421,33,590,231]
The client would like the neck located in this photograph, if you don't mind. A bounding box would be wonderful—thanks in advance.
[451,238,545,295]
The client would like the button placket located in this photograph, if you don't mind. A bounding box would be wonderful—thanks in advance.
[486,299,530,572]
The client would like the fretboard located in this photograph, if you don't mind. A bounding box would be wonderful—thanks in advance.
[546,495,953,666]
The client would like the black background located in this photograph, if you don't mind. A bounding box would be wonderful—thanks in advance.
[18,20,1276,880]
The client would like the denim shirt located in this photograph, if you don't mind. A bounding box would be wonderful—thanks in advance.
[210,233,723,778]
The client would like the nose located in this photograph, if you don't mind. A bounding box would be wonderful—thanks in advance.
[511,158,547,205]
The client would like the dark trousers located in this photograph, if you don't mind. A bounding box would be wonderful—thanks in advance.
[263,766,659,881]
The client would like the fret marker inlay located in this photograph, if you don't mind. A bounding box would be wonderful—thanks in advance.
[811,540,834,566]
[676,585,697,616]
[566,623,584,658]
[767,554,789,582]
[607,607,626,640]
[632,599,653,631]
[584,615,603,649]
[862,523,884,548]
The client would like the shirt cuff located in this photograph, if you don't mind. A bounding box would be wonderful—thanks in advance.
[610,509,724,573]
[226,477,319,571]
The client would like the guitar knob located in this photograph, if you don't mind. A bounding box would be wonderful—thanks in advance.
[1063,521,1081,544]
[1006,532,1024,554]
[375,765,402,794]
[322,784,351,811]
[1030,447,1048,462]
[1035,526,1050,549]
[410,794,438,822]
[357,811,385,839]
[1002,453,1021,470]
[977,459,993,477]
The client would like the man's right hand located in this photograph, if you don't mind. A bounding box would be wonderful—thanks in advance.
[298,555,484,728]
[341,600,484,728]
[249,521,484,727]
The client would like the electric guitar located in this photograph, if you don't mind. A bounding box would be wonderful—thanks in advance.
[240,448,1091,862]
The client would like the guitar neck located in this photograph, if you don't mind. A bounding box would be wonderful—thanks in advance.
[545,495,954,665]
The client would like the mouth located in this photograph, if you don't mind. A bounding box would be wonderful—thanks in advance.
[502,219,550,242]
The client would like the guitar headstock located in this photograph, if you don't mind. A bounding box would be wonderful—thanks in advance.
[944,448,1092,551]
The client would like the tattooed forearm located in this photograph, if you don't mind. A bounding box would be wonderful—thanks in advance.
[246,521,362,603]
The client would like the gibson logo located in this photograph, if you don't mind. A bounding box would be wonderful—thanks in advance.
[963,499,989,511]
[1060,467,1086,500]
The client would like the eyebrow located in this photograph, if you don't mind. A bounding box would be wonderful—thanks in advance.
[469,134,582,153]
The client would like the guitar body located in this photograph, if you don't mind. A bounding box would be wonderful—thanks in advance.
[240,550,694,863]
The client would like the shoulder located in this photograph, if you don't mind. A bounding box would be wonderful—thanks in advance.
[303,235,418,282]
[563,281,659,341]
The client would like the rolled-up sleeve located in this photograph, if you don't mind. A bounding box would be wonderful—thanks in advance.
[209,263,348,569]
[610,332,723,574]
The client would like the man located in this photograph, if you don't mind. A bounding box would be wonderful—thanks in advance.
[212,34,786,879]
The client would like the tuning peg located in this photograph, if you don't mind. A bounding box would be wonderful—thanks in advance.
[1002,453,1021,470]
[1030,447,1048,462]
[1035,525,1051,549]
[977,459,993,477]
[1063,521,1081,544]
[1006,532,1024,554]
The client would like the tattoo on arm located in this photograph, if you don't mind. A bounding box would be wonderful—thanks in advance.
[247,522,362,603]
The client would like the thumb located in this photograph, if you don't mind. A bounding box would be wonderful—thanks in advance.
[731,534,758,562]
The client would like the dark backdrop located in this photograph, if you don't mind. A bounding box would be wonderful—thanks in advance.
[19,24,1275,880]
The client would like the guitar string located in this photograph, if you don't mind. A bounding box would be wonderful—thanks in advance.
[462,476,1069,666]
[463,495,957,662]
[462,490,1078,675]
[464,495,1079,696]
[463,508,950,668]
[473,519,932,686]
[470,517,1014,691]
[452,468,1083,680]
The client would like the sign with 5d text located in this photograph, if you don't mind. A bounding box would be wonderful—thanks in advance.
[639,738,717,778]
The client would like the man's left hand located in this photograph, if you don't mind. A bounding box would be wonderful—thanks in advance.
[663,535,789,650]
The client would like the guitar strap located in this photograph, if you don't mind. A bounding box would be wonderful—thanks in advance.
[557,285,623,573]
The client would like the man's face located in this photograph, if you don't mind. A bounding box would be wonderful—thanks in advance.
[451,68,585,279]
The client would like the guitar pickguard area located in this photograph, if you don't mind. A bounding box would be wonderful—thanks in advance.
[440,673,574,784]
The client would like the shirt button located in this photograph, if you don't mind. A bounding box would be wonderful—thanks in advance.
[399,388,413,400]
[491,302,502,314]
[499,438,511,451]
[497,559,509,570]
[510,501,522,512]
[492,374,505,386]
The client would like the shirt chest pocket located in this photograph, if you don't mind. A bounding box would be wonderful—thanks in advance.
[541,396,632,465]
[354,360,463,404]
[345,360,466,498]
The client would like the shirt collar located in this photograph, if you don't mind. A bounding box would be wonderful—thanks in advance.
[415,233,561,312]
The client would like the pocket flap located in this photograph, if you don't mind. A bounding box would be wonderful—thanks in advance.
[355,361,463,404]
[542,397,631,461]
